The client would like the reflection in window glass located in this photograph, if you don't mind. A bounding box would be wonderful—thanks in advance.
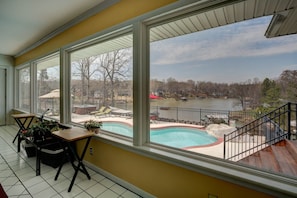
[70,34,133,137]
[36,55,60,120]
[18,67,30,111]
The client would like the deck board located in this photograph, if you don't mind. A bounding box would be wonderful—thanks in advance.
[259,147,280,173]
[238,140,297,177]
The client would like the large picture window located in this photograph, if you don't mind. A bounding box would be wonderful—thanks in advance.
[149,12,297,178]
[36,54,60,120]
[17,66,31,111]
[70,33,133,137]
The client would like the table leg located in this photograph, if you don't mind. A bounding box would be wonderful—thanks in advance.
[55,141,72,180]
[17,134,22,153]
[12,129,20,143]
[54,136,92,192]
[36,148,41,176]
[68,137,91,192]
[54,142,77,180]
[13,119,25,143]
[12,117,34,152]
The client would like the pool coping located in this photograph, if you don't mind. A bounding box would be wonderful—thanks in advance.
[183,137,224,149]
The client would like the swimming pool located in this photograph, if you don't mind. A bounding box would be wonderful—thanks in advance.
[101,122,217,148]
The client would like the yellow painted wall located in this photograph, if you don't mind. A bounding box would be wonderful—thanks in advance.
[78,139,273,198]
[15,0,177,65]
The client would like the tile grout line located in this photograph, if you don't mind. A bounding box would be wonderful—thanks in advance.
[0,153,32,197]
[0,134,62,197]
[0,125,143,198]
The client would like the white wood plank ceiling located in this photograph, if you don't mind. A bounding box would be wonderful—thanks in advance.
[150,0,297,41]
[41,0,297,65]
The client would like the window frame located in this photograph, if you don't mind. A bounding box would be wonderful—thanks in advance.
[15,51,61,119]
[135,2,297,196]
[61,26,134,128]
[15,64,31,112]
[33,52,60,119]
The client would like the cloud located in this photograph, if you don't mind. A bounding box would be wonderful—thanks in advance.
[151,17,297,65]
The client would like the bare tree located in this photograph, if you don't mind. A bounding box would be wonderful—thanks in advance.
[97,49,131,106]
[37,69,49,95]
[72,56,99,104]
[228,79,261,110]
[150,79,164,94]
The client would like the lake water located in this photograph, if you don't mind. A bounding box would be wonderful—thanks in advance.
[150,98,242,122]
[150,98,242,111]
[117,98,242,123]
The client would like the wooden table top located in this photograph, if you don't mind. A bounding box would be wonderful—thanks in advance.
[11,113,36,119]
[52,127,94,142]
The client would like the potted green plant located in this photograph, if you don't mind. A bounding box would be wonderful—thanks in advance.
[84,120,102,134]
[24,120,59,143]
[21,120,60,157]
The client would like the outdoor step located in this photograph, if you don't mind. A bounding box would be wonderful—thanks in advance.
[258,147,280,173]
[251,153,263,168]
[238,156,250,164]
[237,140,297,177]
[274,140,286,146]
[271,145,297,176]
[239,152,262,168]
[284,140,297,158]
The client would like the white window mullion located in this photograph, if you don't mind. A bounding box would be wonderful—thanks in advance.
[133,21,150,146]
[60,48,71,124]
[31,62,36,114]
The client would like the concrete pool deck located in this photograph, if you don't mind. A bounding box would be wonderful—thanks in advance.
[186,141,224,158]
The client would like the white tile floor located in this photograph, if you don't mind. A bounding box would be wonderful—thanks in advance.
[0,125,142,198]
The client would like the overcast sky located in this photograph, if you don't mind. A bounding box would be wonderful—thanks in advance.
[150,16,297,84]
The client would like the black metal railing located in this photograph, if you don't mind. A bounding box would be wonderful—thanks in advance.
[150,106,256,126]
[151,106,229,125]
[224,102,297,161]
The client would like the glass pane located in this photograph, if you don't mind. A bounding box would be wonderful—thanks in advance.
[36,55,60,120]
[149,14,297,171]
[70,34,133,137]
[18,67,30,111]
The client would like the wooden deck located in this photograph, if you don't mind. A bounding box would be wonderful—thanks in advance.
[238,139,297,177]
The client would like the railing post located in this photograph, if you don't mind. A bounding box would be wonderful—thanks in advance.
[288,102,291,140]
[223,134,226,159]
[199,109,201,124]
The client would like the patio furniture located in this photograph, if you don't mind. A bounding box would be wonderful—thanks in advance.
[11,113,36,148]
[89,106,106,115]
[110,107,132,117]
[95,108,111,117]
[53,127,94,192]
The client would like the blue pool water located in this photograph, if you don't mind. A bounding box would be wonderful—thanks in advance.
[101,122,217,148]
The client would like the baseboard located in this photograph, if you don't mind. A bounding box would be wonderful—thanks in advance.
[84,161,156,198]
